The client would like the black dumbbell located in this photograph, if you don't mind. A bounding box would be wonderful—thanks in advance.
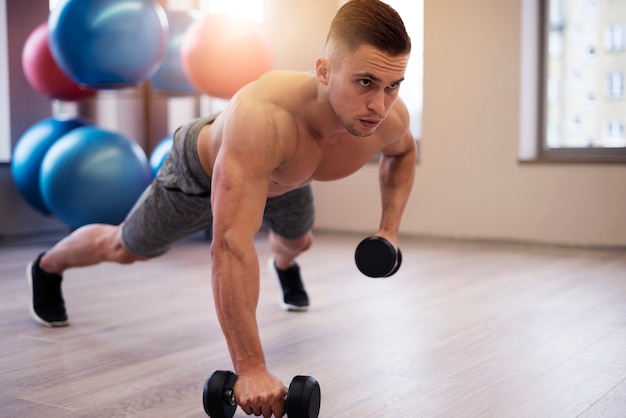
[354,236,402,278]
[203,370,321,418]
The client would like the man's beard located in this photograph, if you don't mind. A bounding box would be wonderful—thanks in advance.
[326,92,375,138]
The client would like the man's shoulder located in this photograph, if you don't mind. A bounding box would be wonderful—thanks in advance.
[238,71,314,108]
[229,73,312,129]
[226,99,297,136]
[379,99,411,136]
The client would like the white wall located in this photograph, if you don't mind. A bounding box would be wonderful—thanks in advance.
[313,0,626,248]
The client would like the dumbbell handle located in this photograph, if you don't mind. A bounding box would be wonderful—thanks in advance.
[223,388,294,408]
[224,388,235,407]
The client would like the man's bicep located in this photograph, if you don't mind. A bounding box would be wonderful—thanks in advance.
[210,101,290,237]
[211,154,271,239]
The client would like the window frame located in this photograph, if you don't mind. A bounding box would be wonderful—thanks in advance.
[537,0,626,163]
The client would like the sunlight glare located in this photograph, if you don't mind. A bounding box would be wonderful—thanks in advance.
[199,0,264,23]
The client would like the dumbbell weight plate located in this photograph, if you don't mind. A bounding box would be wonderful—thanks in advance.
[203,370,238,418]
[388,248,402,276]
[354,236,397,278]
[286,375,321,418]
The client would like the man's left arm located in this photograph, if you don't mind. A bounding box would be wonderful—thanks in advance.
[377,125,417,247]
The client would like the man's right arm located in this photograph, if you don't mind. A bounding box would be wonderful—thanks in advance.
[208,101,291,417]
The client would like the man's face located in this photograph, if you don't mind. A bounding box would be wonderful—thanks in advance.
[325,44,409,137]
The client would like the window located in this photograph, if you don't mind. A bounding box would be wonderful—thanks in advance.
[607,71,624,98]
[605,120,625,147]
[539,0,626,161]
[605,24,625,52]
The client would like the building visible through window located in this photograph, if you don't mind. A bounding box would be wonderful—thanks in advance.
[543,0,626,158]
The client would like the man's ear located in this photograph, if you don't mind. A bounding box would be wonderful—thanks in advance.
[315,57,330,85]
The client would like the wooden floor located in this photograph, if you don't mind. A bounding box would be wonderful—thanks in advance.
[1,231,626,417]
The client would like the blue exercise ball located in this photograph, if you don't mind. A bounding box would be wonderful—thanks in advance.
[151,10,201,94]
[48,0,169,89]
[11,117,91,214]
[149,135,173,176]
[40,127,152,228]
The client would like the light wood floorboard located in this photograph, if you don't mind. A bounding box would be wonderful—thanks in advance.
[1,232,626,417]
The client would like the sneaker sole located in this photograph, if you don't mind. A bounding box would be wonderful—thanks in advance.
[26,261,69,328]
[280,301,309,312]
[268,258,309,312]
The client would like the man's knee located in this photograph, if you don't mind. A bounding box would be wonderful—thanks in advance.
[110,227,148,264]
[115,246,147,264]
[296,231,314,253]
[271,230,314,253]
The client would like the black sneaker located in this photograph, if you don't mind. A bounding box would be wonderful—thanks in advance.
[26,253,69,327]
[268,258,309,312]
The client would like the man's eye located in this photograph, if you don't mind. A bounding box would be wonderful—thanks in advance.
[359,79,371,87]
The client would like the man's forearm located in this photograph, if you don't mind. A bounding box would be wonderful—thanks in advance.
[378,147,416,236]
[211,245,267,374]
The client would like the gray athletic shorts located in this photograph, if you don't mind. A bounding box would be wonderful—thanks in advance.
[121,115,315,258]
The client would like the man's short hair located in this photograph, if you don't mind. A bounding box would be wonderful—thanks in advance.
[326,0,411,57]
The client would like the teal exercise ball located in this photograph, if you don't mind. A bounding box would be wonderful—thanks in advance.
[48,0,169,89]
[11,117,91,214]
[149,135,173,176]
[40,127,152,228]
[151,10,201,95]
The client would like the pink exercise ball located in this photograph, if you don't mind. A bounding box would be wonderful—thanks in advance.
[180,13,274,99]
[21,23,95,101]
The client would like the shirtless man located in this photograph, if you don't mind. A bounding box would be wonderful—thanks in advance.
[27,0,415,416]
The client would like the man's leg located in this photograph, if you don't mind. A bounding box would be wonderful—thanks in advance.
[268,230,313,312]
[269,230,313,270]
[27,223,145,327]
[40,224,145,274]
[28,116,217,327]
